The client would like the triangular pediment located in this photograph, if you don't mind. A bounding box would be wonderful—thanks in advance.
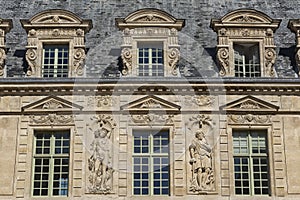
[220,96,279,113]
[121,95,181,112]
[22,96,83,113]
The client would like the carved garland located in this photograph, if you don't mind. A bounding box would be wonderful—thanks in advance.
[29,114,74,125]
[131,114,174,127]
[229,114,271,124]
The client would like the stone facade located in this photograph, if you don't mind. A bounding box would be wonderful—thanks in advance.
[1,0,300,199]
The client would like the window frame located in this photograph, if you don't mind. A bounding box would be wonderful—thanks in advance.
[131,129,170,196]
[42,44,70,78]
[230,39,264,77]
[232,129,270,196]
[31,130,71,197]
[137,41,165,77]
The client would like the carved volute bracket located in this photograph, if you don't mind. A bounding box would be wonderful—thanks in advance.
[0,19,12,77]
[288,19,300,76]
[211,9,281,77]
[116,8,185,77]
[21,9,92,77]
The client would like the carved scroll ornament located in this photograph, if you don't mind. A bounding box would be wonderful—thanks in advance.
[73,48,86,76]
[265,48,276,77]
[121,48,132,75]
[168,48,180,75]
[217,47,229,76]
[25,48,37,76]
[88,115,116,194]
[0,48,5,76]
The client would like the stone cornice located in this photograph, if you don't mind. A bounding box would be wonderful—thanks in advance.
[0,78,300,95]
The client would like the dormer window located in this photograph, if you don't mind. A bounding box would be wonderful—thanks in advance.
[210,9,281,77]
[138,42,164,77]
[234,43,260,77]
[21,9,92,78]
[42,44,69,78]
[116,9,185,77]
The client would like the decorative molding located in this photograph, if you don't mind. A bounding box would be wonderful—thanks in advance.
[186,95,215,107]
[29,114,74,125]
[88,115,116,194]
[229,114,271,124]
[131,113,174,126]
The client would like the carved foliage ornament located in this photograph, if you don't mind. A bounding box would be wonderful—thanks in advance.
[229,114,271,124]
[131,114,174,127]
[29,114,74,125]
[88,115,116,194]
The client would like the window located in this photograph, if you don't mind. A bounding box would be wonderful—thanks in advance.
[116,8,185,77]
[42,45,69,78]
[32,131,70,197]
[133,130,169,195]
[138,42,164,77]
[21,9,92,77]
[233,130,269,195]
[210,9,281,77]
[234,43,260,78]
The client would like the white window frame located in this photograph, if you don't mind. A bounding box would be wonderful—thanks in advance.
[132,129,170,196]
[232,129,270,196]
[42,44,69,78]
[32,130,70,197]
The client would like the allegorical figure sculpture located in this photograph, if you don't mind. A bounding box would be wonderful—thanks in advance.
[189,129,214,192]
[88,120,114,194]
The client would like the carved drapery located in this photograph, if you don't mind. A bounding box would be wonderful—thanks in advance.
[211,9,281,77]
[187,114,215,193]
[88,115,116,194]
[21,10,92,77]
[116,8,185,77]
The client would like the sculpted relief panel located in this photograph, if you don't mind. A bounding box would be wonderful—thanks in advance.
[87,115,116,194]
[187,114,215,193]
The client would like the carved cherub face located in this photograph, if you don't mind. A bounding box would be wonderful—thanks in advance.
[195,130,205,140]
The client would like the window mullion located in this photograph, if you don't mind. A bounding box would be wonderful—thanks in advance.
[149,48,153,76]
